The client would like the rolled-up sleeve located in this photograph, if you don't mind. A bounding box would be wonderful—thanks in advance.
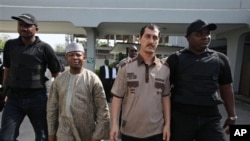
[111,66,126,98]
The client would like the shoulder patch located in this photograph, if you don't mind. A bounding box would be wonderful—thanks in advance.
[120,61,127,68]
[120,57,137,68]
[163,61,169,67]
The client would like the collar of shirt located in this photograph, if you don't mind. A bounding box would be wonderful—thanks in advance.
[136,54,161,67]
[18,36,41,46]
[183,47,214,55]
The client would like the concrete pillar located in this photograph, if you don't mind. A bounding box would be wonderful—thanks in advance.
[217,27,248,94]
[85,27,97,71]
[227,35,243,94]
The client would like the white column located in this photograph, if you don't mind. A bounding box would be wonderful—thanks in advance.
[85,28,97,71]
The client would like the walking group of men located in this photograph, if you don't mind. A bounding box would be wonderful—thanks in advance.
[0,13,237,141]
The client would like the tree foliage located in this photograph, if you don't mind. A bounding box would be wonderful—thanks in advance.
[55,44,65,52]
[0,34,10,50]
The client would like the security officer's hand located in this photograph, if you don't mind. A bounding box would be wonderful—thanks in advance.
[223,116,237,134]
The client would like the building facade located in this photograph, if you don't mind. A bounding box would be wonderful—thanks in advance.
[0,0,250,96]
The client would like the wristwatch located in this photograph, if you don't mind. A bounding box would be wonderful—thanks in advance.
[229,116,238,120]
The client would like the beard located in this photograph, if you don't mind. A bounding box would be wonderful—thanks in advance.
[19,30,35,40]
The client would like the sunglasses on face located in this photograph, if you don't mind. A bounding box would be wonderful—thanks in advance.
[130,50,137,52]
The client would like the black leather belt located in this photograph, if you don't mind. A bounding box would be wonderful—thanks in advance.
[7,88,46,98]
[172,103,220,116]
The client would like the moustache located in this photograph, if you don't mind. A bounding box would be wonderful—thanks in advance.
[146,44,154,47]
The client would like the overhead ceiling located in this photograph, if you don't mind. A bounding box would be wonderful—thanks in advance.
[0,20,247,40]
[97,22,247,37]
[0,20,86,34]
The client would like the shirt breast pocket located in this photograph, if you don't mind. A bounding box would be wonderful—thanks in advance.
[154,82,164,95]
[127,81,139,95]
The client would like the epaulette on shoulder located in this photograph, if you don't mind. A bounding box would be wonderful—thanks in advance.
[120,57,137,68]
[130,57,137,63]
[158,58,169,67]
[161,60,168,67]
[120,62,127,68]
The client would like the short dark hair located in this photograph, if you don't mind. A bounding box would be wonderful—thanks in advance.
[140,24,160,37]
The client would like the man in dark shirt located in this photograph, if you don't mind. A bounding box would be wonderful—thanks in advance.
[0,13,61,141]
[166,19,237,141]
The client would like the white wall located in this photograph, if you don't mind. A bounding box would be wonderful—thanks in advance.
[169,36,188,47]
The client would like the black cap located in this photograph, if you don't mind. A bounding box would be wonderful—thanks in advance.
[11,13,38,26]
[186,19,217,37]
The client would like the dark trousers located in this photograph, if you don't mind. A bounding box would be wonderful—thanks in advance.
[0,88,48,141]
[121,133,163,141]
[102,79,112,102]
[170,109,226,141]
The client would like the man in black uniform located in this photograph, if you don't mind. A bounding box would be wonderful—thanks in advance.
[166,19,237,141]
[0,13,61,141]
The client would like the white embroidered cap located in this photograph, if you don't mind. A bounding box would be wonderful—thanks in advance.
[65,43,85,54]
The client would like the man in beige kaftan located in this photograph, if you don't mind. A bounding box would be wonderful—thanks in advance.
[47,43,110,141]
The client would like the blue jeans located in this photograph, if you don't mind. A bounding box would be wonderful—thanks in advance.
[0,88,48,141]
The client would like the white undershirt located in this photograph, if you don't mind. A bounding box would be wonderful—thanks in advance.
[104,65,109,79]
[112,67,117,79]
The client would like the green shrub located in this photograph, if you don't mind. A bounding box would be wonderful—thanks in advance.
[95,68,100,76]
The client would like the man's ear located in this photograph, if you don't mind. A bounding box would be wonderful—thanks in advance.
[36,27,39,31]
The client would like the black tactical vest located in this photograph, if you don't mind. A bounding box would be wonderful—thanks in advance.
[6,44,47,89]
[172,49,223,106]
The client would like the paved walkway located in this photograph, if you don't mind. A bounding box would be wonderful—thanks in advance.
[0,100,249,141]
